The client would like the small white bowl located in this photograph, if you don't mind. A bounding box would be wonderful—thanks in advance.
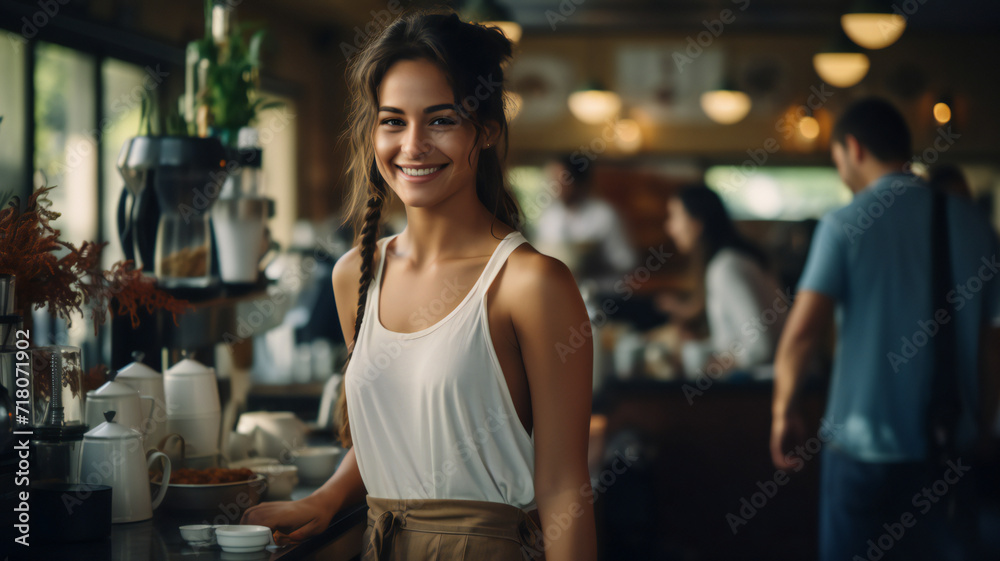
[288,446,344,484]
[251,464,299,501]
[215,524,272,553]
[179,524,215,543]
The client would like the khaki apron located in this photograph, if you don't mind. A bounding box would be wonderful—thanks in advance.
[362,496,546,560]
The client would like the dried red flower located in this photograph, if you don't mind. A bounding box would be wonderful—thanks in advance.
[0,185,190,332]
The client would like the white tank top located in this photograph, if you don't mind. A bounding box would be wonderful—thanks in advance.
[345,231,536,510]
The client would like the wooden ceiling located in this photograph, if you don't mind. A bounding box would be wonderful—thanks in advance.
[267,0,1000,35]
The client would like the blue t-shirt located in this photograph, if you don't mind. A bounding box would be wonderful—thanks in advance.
[798,172,1000,462]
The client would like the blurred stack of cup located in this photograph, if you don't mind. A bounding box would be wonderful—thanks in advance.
[212,128,276,285]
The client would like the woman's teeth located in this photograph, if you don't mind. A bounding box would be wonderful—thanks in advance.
[401,166,440,176]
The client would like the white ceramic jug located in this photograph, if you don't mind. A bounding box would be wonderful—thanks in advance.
[115,352,167,450]
[164,357,221,460]
[85,380,153,437]
[79,411,171,523]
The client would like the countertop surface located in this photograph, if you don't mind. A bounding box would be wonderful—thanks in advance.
[17,488,367,561]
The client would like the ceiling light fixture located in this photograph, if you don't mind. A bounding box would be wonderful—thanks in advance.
[700,78,751,125]
[841,0,906,50]
[568,82,622,125]
[813,32,870,88]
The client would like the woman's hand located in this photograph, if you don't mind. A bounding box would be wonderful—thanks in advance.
[240,447,367,545]
[240,494,334,544]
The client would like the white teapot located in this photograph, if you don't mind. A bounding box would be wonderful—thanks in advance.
[79,411,171,523]
[115,351,167,449]
[85,379,153,438]
[164,357,221,459]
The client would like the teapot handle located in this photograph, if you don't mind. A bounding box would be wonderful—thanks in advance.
[158,432,186,461]
[147,450,172,510]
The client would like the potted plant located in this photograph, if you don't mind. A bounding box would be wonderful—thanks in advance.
[184,0,282,146]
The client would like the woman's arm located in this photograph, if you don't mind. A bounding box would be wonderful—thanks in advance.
[241,447,366,541]
[242,247,370,540]
[508,250,597,561]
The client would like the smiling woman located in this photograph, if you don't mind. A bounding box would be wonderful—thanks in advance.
[373,59,484,205]
[242,11,597,561]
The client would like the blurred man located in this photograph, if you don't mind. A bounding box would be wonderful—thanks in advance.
[534,155,636,292]
[770,98,1000,561]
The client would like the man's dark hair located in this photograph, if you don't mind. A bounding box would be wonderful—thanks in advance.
[556,154,592,186]
[831,97,912,163]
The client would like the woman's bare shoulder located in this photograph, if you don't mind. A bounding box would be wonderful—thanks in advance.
[331,237,390,294]
[332,246,362,293]
[498,242,581,306]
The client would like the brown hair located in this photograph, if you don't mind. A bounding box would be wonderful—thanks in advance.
[335,11,521,447]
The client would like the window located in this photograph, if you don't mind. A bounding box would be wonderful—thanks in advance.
[100,58,149,269]
[4,28,298,369]
[34,42,98,249]
[0,31,28,201]
[705,166,852,221]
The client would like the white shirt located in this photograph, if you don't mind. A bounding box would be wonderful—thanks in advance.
[701,248,786,372]
[534,199,636,274]
[345,232,536,510]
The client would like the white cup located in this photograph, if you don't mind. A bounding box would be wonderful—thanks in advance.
[166,412,221,458]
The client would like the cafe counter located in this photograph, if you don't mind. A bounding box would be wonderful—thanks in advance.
[23,489,367,561]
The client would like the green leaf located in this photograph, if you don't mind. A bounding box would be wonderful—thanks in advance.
[248,29,268,67]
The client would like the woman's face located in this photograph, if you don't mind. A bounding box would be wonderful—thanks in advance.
[373,58,484,209]
[664,198,702,254]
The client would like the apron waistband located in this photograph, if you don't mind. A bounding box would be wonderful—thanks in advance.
[365,496,544,560]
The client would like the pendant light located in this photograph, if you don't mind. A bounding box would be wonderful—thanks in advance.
[841,0,906,50]
[813,31,870,88]
[568,81,622,125]
[700,78,751,125]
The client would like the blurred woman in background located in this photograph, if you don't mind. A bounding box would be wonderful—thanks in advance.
[663,184,787,378]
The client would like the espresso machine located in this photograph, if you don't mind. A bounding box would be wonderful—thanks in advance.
[117,136,229,289]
